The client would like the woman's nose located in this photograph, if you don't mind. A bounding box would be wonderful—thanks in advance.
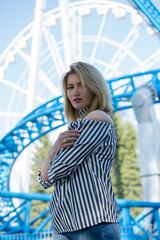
[73,86,80,95]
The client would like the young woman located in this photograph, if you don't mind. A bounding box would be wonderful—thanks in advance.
[37,62,120,240]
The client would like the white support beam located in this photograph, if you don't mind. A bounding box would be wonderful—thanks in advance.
[103,24,142,78]
[71,11,82,61]
[90,14,107,64]
[14,43,60,96]
[19,0,46,197]
[43,26,65,77]
[59,0,72,70]
[132,48,160,73]
[26,0,46,114]
[131,84,160,202]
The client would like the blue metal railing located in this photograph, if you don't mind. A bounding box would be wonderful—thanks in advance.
[0,191,160,239]
[107,68,160,111]
[130,0,160,33]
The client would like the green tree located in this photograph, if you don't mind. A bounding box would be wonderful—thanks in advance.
[121,122,142,200]
[111,112,125,199]
[111,112,143,201]
[30,134,53,194]
[29,134,54,228]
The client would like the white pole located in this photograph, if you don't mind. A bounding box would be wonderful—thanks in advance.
[26,0,46,113]
[18,0,46,195]
[59,0,72,70]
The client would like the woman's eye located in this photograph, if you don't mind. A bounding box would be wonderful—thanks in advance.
[67,86,73,89]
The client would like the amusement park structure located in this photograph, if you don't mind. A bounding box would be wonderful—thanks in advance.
[0,0,160,239]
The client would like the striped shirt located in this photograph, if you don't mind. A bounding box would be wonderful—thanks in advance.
[37,109,119,233]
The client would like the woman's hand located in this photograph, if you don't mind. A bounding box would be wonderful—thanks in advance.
[40,130,80,181]
[51,130,80,154]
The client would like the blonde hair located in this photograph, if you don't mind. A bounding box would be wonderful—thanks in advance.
[62,61,113,123]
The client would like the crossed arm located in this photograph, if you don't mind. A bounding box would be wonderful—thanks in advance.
[38,110,114,187]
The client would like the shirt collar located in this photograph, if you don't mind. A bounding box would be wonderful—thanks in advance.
[78,108,88,118]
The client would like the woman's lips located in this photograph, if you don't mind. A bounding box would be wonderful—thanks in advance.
[74,98,82,103]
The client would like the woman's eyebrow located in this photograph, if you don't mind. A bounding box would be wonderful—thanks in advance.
[67,83,74,87]
[67,81,81,86]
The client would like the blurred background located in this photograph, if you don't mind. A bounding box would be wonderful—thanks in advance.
[0,0,160,238]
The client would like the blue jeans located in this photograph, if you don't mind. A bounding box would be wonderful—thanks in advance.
[53,222,120,240]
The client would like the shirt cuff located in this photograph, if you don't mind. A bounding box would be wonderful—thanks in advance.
[37,169,53,189]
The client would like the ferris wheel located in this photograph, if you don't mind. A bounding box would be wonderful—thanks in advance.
[0,0,160,139]
[0,0,160,234]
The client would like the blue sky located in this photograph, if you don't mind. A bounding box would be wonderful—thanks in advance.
[1,0,159,56]
[0,0,58,55]
[0,0,160,138]
[0,0,135,55]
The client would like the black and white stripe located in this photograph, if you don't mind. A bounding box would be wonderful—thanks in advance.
[38,114,119,233]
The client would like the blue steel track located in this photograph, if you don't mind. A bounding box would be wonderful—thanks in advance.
[0,69,160,238]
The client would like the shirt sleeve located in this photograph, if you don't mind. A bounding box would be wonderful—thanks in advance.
[37,168,53,189]
[47,118,116,186]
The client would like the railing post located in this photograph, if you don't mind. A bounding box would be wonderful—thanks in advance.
[155,208,160,237]
[24,200,32,234]
[120,208,136,239]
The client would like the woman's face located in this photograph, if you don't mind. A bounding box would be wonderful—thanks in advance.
[66,73,93,110]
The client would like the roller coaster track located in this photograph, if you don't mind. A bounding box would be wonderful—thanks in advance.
[130,0,160,32]
[0,69,160,235]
